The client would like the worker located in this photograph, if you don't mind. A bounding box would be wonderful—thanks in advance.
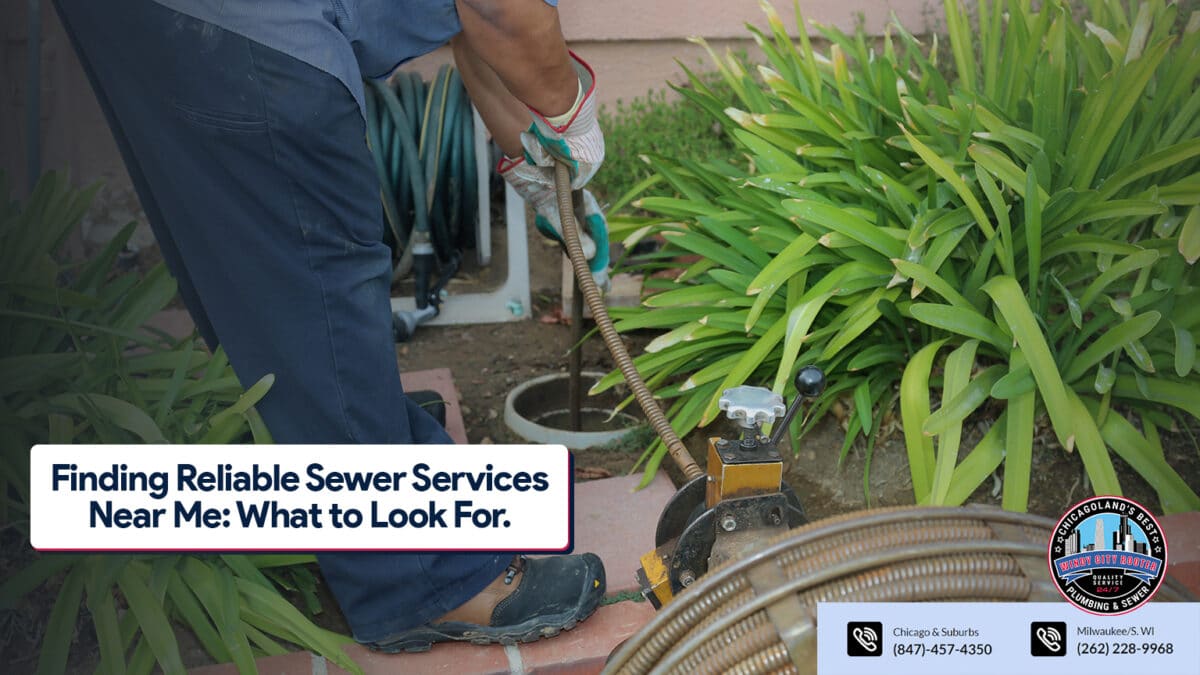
[50,0,609,653]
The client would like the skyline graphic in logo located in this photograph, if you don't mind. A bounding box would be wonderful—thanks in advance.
[1049,496,1166,615]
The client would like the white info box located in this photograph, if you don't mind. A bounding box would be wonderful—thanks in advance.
[31,444,572,552]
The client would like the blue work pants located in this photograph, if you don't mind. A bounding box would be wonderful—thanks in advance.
[51,0,508,643]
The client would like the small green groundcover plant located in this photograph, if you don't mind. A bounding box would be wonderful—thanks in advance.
[0,174,362,673]
[600,0,1200,513]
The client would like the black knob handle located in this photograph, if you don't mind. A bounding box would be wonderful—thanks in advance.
[769,366,826,448]
[794,366,826,399]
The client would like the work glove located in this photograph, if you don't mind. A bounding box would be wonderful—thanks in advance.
[521,53,604,190]
[500,156,611,291]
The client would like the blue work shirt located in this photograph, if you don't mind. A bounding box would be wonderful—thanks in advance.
[151,0,558,116]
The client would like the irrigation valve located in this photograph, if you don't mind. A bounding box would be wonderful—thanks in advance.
[636,367,825,609]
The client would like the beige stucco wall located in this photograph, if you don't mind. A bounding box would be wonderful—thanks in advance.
[406,0,931,110]
[556,0,927,40]
[0,0,929,205]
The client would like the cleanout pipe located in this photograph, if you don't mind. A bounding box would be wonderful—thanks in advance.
[568,188,586,432]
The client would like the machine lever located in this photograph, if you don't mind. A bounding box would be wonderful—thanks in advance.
[768,366,826,448]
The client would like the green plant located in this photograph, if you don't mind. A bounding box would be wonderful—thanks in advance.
[593,70,737,208]
[601,0,1200,513]
[0,173,360,673]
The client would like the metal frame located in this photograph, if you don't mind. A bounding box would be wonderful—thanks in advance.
[388,107,531,324]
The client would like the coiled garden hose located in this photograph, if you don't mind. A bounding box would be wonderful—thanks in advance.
[364,66,476,302]
[603,505,1196,674]
[554,162,704,481]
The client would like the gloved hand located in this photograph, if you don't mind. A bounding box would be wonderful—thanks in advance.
[521,53,604,190]
[501,156,610,291]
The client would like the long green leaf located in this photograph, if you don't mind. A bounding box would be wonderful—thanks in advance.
[165,572,230,664]
[1112,376,1200,418]
[87,563,127,675]
[927,340,979,504]
[892,259,973,309]
[1174,322,1197,377]
[900,126,995,239]
[1095,406,1200,513]
[1180,204,1200,264]
[983,276,1076,451]
[701,316,788,424]
[118,566,185,674]
[47,393,166,443]
[0,554,78,609]
[909,303,1009,349]
[1063,311,1161,382]
[236,579,361,674]
[1098,138,1200,200]
[1025,164,1043,309]
[819,289,896,360]
[1002,351,1036,511]
[773,292,833,394]
[923,364,1004,437]
[901,340,947,503]
[1066,390,1122,496]
[782,200,904,259]
[944,414,1006,506]
[944,0,978,92]
[36,566,85,675]
[1078,249,1160,311]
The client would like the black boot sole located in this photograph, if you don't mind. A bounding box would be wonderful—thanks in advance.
[368,561,605,653]
[390,595,600,653]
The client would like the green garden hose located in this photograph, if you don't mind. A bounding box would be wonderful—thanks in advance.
[364,65,477,294]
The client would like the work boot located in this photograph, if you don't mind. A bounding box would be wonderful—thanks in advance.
[368,553,606,652]
[405,390,447,428]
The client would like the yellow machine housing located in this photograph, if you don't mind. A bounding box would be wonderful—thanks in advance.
[705,437,783,507]
[635,370,826,610]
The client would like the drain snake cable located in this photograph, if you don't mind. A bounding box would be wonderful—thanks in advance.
[553,162,703,481]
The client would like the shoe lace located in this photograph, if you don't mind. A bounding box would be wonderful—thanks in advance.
[504,555,527,585]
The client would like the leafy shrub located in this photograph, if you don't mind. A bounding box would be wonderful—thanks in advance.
[0,174,360,673]
[601,0,1200,512]
[594,70,737,208]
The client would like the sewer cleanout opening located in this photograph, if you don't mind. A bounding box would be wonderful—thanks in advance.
[503,371,643,450]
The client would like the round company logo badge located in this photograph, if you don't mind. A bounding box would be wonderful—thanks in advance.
[1048,495,1167,615]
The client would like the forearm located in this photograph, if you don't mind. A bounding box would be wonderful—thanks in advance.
[452,35,529,158]
[455,0,577,117]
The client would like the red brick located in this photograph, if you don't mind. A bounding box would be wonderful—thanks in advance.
[1160,511,1200,598]
[557,472,677,595]
[400,367,469,444]
[518,601,656,674]
[328,642,511,675]
[189,602,657,675]
[189,651,312,675]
